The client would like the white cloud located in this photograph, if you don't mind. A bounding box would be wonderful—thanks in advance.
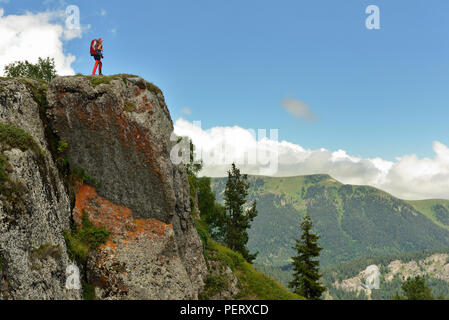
[0,9,87,76]
[280,97,317,122]
[174,119,449,200]
[100,9,107,17]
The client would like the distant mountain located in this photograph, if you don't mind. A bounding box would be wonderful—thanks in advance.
[211,175,449,268]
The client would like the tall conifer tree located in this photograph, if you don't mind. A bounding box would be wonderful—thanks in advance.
[289,215,326,299]
[223,163,258,263]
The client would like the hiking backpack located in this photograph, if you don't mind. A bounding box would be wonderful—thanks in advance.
[90,39,98,55]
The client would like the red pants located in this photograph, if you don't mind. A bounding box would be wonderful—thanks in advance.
[92,56,102,75]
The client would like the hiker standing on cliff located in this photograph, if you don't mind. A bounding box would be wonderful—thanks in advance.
[91,38,104,76]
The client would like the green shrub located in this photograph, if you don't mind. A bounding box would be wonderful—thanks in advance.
[199,274,228,300]
[63,211,110,300]
[79,211,111,249]
[64,210,111,264]
[64,230,89,264]
[4,57,57,83]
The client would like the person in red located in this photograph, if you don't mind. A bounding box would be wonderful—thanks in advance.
[90,38,104,76]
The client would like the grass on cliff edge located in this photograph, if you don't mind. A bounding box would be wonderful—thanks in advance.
[195,219,304,300]
[0,123,42,154]
[205,240,304,300]
[85,74,163,95]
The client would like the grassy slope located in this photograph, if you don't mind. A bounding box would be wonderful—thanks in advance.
[407,199,449,231]
[212,174,339,212]
[205,240,304,300]
[195,219,303,300]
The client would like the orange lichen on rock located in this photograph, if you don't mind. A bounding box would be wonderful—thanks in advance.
[73,184,173,251]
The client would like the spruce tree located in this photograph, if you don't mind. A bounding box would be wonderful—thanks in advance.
[223,163,258,263]
[395,276,434,300]
[289,215,326,300]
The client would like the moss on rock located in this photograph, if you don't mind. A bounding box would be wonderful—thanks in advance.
[0,123,41,154]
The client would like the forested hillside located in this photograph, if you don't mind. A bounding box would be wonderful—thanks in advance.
[211,175,449,268]
[258,249,449,300]
[408,199,449,231]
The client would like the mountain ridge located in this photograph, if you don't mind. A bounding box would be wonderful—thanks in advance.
[211,174,449,268]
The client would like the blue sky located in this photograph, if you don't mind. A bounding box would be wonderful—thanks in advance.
[1,0,449,199]
[2,0,448,161]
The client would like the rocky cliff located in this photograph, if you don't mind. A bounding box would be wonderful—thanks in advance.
[0,75,207,300]
[330,253,449,300]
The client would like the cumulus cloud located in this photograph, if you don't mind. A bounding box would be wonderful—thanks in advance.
[280,97,317,122]
[174,119,449,200]
[0,8,87,76]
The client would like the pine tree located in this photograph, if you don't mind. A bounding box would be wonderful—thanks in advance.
[289,215,326,300]
[223,163,258,263]
[395,276,434,300]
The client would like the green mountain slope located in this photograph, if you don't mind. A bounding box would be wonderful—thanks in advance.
[407,199,449,231]
[211,175,449,268]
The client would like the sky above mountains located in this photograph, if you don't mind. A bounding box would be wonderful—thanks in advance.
[0,0,448,199]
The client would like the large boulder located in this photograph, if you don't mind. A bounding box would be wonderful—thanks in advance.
[0,75,207,300]
[46,75,207,299]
